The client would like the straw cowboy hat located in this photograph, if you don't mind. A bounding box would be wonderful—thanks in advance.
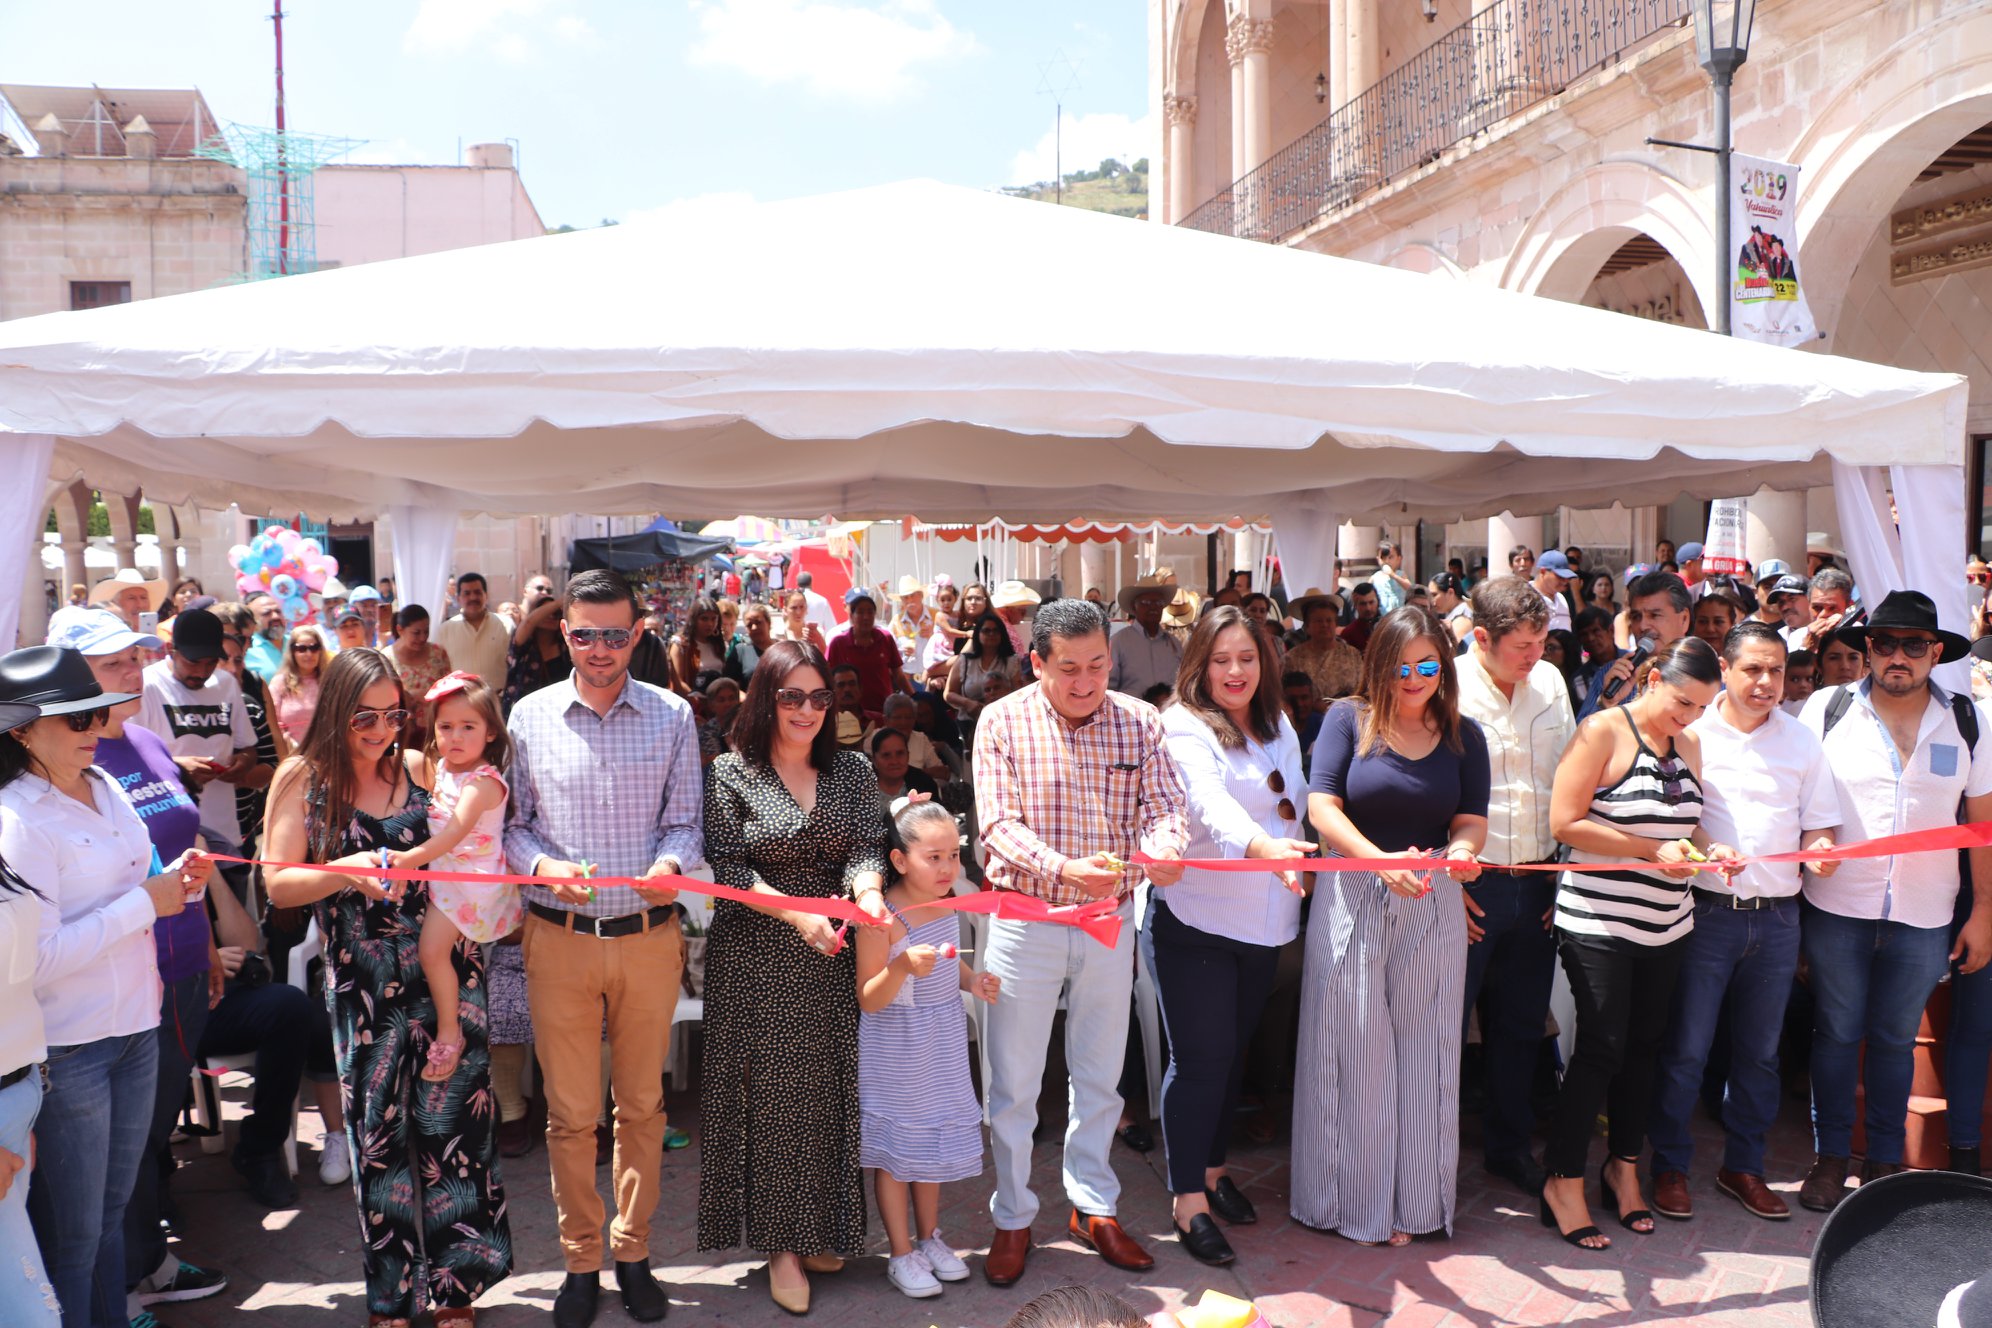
[87,567,167,612]
[1118,572,1178,615]
[1163,587,1202,625]
[1810,1169,1992,1327]
[894,574,926,598]
[991,580,1041,610]
[1285,585,1344,621]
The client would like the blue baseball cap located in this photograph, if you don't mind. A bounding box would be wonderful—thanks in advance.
[844,587,875,607]
[45,606,162,655]
[1677,541,1706,562]
[1755,558,1792,583]
[1536,549,1578,579]
[346,584,383,605]
[1623,562,1654,585]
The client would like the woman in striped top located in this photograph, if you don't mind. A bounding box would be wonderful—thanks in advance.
[1541,636,1727,1250]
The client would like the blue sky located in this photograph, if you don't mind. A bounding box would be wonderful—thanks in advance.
[10,0,1152,228]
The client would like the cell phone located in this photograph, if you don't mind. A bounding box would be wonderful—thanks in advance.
[139,611,159,634]
[203,758,232,772]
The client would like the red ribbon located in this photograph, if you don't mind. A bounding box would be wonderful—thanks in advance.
[1132,821,1992,876]
[207,856,1124,948]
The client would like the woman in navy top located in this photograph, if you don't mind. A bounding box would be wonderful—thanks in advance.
[1293,606,1489,1246]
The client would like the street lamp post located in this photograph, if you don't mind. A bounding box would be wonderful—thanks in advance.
[1651,0,1757,335]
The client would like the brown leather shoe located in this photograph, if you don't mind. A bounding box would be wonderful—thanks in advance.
[1068,1210,1155,1273]
[1650,1169,1693,1220]
[1859,1158,1907,1185]
[1799,1155,1851,1212]
[984,1227,1032,1286]
[1715,1169,1790,1220]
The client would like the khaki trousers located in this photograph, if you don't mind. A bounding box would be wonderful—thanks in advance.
[523,910,684,1271]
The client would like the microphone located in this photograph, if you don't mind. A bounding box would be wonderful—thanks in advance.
[1602,632,1660,703]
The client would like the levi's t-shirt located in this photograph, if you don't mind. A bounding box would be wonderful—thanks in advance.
[94,723,209,981]
[136,659,256,849]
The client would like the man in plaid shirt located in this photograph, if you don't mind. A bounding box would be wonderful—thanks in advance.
[974,597,1189,1285]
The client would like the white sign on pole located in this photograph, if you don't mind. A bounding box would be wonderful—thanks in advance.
[1730,154,1817,347]
[1702,497,1749,576]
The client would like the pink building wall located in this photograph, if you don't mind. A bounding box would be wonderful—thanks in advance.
[313,144,544,268]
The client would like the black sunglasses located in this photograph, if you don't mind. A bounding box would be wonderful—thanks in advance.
[775,688,835,712]
[63,707,113,733]
[1869,634,1936,659]
[1266,769,1296,822]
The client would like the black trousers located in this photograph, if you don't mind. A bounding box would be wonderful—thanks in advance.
[1145,898,1282,1195]
[196,979,334,1159]
[1542,930,1687,1178]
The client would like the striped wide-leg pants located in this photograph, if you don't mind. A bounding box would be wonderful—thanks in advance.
[1291,868,1465,1243]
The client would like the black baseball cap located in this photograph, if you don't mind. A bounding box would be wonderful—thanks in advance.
[170,607,226,661]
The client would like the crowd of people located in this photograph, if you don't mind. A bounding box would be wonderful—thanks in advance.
[3,533,1990,1326]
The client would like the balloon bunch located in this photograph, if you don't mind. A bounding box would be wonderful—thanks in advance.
[229,525,339,626]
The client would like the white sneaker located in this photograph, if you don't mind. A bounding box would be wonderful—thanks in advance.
[318,1132,352,1186]
[916,1234,969,1282]
[886,1252,942,1299]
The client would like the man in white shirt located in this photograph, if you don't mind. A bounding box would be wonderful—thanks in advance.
[1530,551,1577,633]
[1454,576,1574,1196]
[434,571,513,689]
[1108,579,1183,699]
[1648,621,1840,1224]
[795,571,840,641]
[1795,591,1992,1211]
[133,606,258,849]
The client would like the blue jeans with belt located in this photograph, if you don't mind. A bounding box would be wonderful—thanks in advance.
[0,1069,60,1327]
[1648,894,1800,1177]
[1460,867,1558,1170]
[27,1029,157,1328]
[1802,900,1952,1164]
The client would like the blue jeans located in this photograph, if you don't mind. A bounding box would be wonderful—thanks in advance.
[1649,896,1801,1176]
[26,1031,157,1328]
[1460,869,1558,1169]
[0,1070,60,1327]
[125,970,209,1288]
[1802,900,1951,1164]
[1946,887,1992,1149]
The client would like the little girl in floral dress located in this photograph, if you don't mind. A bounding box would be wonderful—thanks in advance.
[390,670,522,1080]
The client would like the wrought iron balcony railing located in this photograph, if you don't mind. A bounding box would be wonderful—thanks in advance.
[1180,0,1691,242]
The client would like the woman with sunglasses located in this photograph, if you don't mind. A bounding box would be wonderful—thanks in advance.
[699,638,888,1314]
[1146,606,1312,1266]
[270,623,330,745]
[941,610,1022,740]
[0,646,213,1326]
[1294,606,1489,1247]
[265,649,511,1327]
[1541,636,1721,1251]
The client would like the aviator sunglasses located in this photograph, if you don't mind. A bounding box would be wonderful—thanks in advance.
[349,707,409,732]
[776,688,836,712]
[1398,659,1443,679]
[567,627,634,649]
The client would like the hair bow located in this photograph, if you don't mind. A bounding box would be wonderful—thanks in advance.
[424,670,482,704]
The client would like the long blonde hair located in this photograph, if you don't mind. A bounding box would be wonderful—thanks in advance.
[279,624,328,692]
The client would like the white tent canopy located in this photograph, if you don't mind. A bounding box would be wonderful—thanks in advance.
[0,179,1970,648]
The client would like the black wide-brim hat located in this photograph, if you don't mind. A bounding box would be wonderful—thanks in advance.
[0,646,140,718]
[1812,1170,1992,1327]
[1837,589,1972,665]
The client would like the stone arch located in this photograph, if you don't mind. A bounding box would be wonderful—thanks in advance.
[1788,10,1992,350]
[1380,243,1466,279]
[1500,160,1715,319]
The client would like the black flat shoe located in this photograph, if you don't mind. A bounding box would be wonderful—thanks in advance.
[1115,1120,1154,1153]
[1205,1176,1258,1225]
[1599,1159,1654,1233]
[1175,1214,1236,1266]
[554,1272,601,1328]
[615,1261,669,1322]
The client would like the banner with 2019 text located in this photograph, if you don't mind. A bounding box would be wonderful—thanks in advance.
[1730,154,1817,347]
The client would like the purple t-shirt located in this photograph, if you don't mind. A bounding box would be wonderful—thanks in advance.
[1309,701,1490,853]
[96,725,209,981]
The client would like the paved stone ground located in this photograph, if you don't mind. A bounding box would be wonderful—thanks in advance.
[156,1076,1819,1328]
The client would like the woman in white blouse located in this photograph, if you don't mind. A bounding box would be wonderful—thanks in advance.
[0,699,57,1327]
[0,648,209,1327]
[1150,606,1314,1267]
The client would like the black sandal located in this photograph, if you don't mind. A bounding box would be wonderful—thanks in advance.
[1599,1158,1654,1233]
[1537,1186,1608,1249]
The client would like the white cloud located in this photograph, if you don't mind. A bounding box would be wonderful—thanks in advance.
[403,0,599,59]
[687,0,978,102]
[1007,110,1152,187]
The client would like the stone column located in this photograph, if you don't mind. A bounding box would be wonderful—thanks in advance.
[1079,541,1114,600]
[105,492,141,572]
[1226,16,1275,235]
[1345,0,1380,98]
[53,482,91,596]
[1744,486,1806,571]
[1164,95,1197,224]
[1225,30,1248,193]
[150,499,180,586]
[1488,512,1545,570]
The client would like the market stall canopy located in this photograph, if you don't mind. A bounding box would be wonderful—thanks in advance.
[0,180,1966,528]
[567,520,732,575]
[697,516,788,544]
[910,518,1272,544]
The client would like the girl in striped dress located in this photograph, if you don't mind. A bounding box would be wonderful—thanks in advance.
[1541,636,1730,1250]
[855,796,1002,1300]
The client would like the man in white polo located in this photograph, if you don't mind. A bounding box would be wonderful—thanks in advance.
[436,571,512,688]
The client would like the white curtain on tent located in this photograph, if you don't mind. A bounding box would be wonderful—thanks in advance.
[1270,496,1345,600]
[388,504,461,626]
[1830,460,1970,691]
[2,434,56,651]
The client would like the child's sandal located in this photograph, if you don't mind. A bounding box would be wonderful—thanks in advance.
[422,1036,465,1082]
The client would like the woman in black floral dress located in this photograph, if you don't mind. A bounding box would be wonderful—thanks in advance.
[699,639,889,1315]
[265,648,511,1327]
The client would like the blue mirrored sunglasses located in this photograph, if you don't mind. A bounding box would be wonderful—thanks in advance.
[1398,660,1443,679]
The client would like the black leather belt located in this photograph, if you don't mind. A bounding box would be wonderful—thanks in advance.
[0,1063,36,1091]
[1693,888,1787,912]
[527,901,676,938]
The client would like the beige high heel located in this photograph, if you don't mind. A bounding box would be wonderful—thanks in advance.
[769,1262,811,1316]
